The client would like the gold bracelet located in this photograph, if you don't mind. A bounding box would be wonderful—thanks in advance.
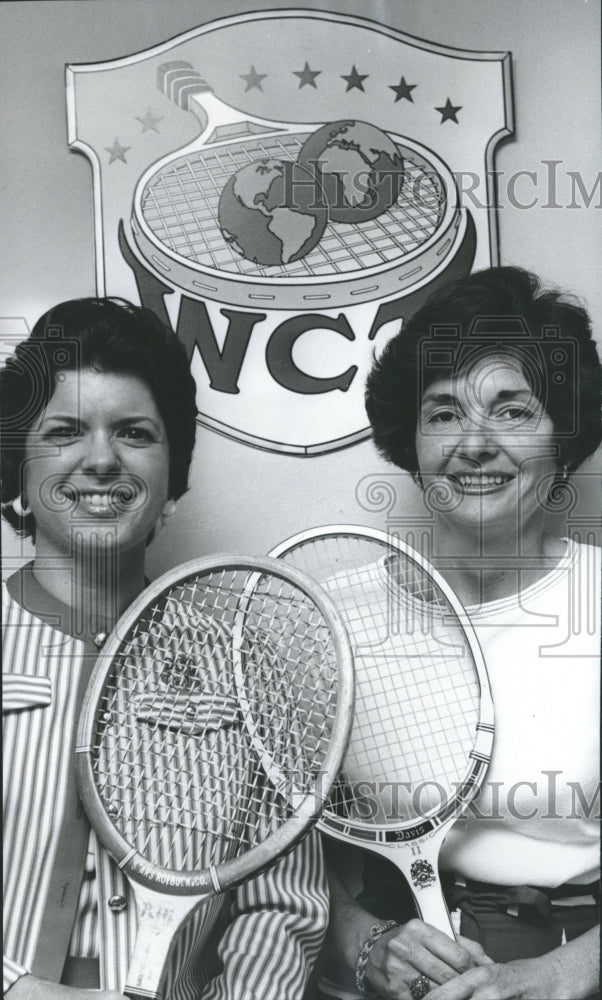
[354,919,399,999]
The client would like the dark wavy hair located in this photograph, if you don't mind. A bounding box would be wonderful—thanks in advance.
[1,297,198,539]
[365,266,602,479]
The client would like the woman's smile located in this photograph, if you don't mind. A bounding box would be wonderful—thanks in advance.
[415,356,559,538]
[58,480,146,516]
[447,471,514,494]
[25,369,170,558]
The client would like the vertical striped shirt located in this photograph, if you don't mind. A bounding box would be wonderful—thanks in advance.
[3,567,329,997]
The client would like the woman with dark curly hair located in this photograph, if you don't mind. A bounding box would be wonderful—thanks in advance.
[323,268,601,1000]
[2,298,328,1000]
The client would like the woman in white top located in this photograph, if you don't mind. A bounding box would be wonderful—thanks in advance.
[324,267,601,1000]
[1,298,328,1000]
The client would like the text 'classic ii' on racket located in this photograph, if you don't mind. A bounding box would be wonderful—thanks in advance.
[75,555,354,1000]
[268,526,494,941]
[128,61,463,310]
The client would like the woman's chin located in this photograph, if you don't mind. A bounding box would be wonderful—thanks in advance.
[69,518,150,555]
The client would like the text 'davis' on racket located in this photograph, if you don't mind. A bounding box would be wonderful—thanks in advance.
[75,554,354,1000]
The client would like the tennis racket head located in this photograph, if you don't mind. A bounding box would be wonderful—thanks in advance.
[129,63,463,309]
[75,554,354,896]
[268,526,494,842]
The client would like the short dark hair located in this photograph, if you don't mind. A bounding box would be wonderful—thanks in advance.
[1,297,198,538]
[365,266,602,477]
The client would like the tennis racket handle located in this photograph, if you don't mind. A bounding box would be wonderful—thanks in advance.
[124,886,204,1000]
[157,59,290,134]
[393,839,455,936]
[367,837,456,937]
[410,877,455,937]
[158,62,212,107]
[319,978,361,1000]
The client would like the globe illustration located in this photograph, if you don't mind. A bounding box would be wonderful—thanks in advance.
[298,120,405,223]
[218,158,327,266]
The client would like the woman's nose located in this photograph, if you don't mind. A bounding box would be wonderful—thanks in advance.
[81,431,120,474]
[457,417,500,460]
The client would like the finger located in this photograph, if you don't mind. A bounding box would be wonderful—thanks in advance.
[367,944,433,999]
[428,967,495,999]
[396,921,477,974]
[366,940,451,998]
[393,942,469,987]
[456,936,495,966]
[379,929,476,990]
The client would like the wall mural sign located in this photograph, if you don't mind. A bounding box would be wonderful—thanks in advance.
[67,9,513,454]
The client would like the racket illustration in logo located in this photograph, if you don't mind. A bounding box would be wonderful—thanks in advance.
[129,62,465,310]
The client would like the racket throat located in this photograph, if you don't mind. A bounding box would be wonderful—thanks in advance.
[369,836,455,938]
[124,884,212,1000]
[408,870,455,937]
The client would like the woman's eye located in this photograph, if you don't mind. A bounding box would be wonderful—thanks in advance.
[428,410,458,424]
[498,407,534,422]
[118,426,155,443]
[44,424,80,441]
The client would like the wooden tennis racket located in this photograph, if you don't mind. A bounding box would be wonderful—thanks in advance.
[268,526,494,963]
[75,554,354,999]
[128,61,464,310]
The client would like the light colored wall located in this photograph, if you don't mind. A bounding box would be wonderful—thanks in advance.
[2,0,600,578]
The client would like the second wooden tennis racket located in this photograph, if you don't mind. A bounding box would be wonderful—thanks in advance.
[269,526,494,941]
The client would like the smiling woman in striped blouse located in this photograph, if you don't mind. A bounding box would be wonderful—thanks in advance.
[1,298,328,1000]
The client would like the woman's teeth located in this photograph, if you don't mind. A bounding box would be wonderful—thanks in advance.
[60,486,136,511]
[83,493,112,512]
[457,474,511,488]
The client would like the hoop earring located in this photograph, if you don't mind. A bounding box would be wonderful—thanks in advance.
[159,499,177,530]
[12,494,32,518]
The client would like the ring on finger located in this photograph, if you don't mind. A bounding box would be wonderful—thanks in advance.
[409,974,431,999]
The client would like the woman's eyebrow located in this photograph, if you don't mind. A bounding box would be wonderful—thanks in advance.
[38,413,79,423]
[112,416,164,433]
[114,415,161,424]
[421,391,457,406]
[422,388,537,406]
[493,389,537,401]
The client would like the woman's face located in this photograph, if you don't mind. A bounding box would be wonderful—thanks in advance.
[24,369,170,560]
[415,355,558,538]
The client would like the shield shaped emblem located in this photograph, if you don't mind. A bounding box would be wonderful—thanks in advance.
[67,9,512,455]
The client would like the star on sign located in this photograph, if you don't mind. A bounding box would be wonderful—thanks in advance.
[136,108,163,132]
[293,62,322,88]
[104,138,130,164]
[341,65,368,92]
[436,98,462,123]
[390,75,416,103]
[240,66,267,92]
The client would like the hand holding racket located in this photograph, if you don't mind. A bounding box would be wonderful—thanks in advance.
[269,526,494,993]
[75,555,353,1000]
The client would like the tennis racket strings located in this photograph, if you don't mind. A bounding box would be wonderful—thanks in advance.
[139,135,447,281]
[86,562,348,882]
[77,557,353,998]
[269,530,491,833]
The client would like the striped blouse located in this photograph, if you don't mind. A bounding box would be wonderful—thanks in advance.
[3,567,329,998]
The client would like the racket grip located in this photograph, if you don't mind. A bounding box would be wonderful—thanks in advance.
[319,978,362,1000]
[158,61,213,109]
[411,880,456,937]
